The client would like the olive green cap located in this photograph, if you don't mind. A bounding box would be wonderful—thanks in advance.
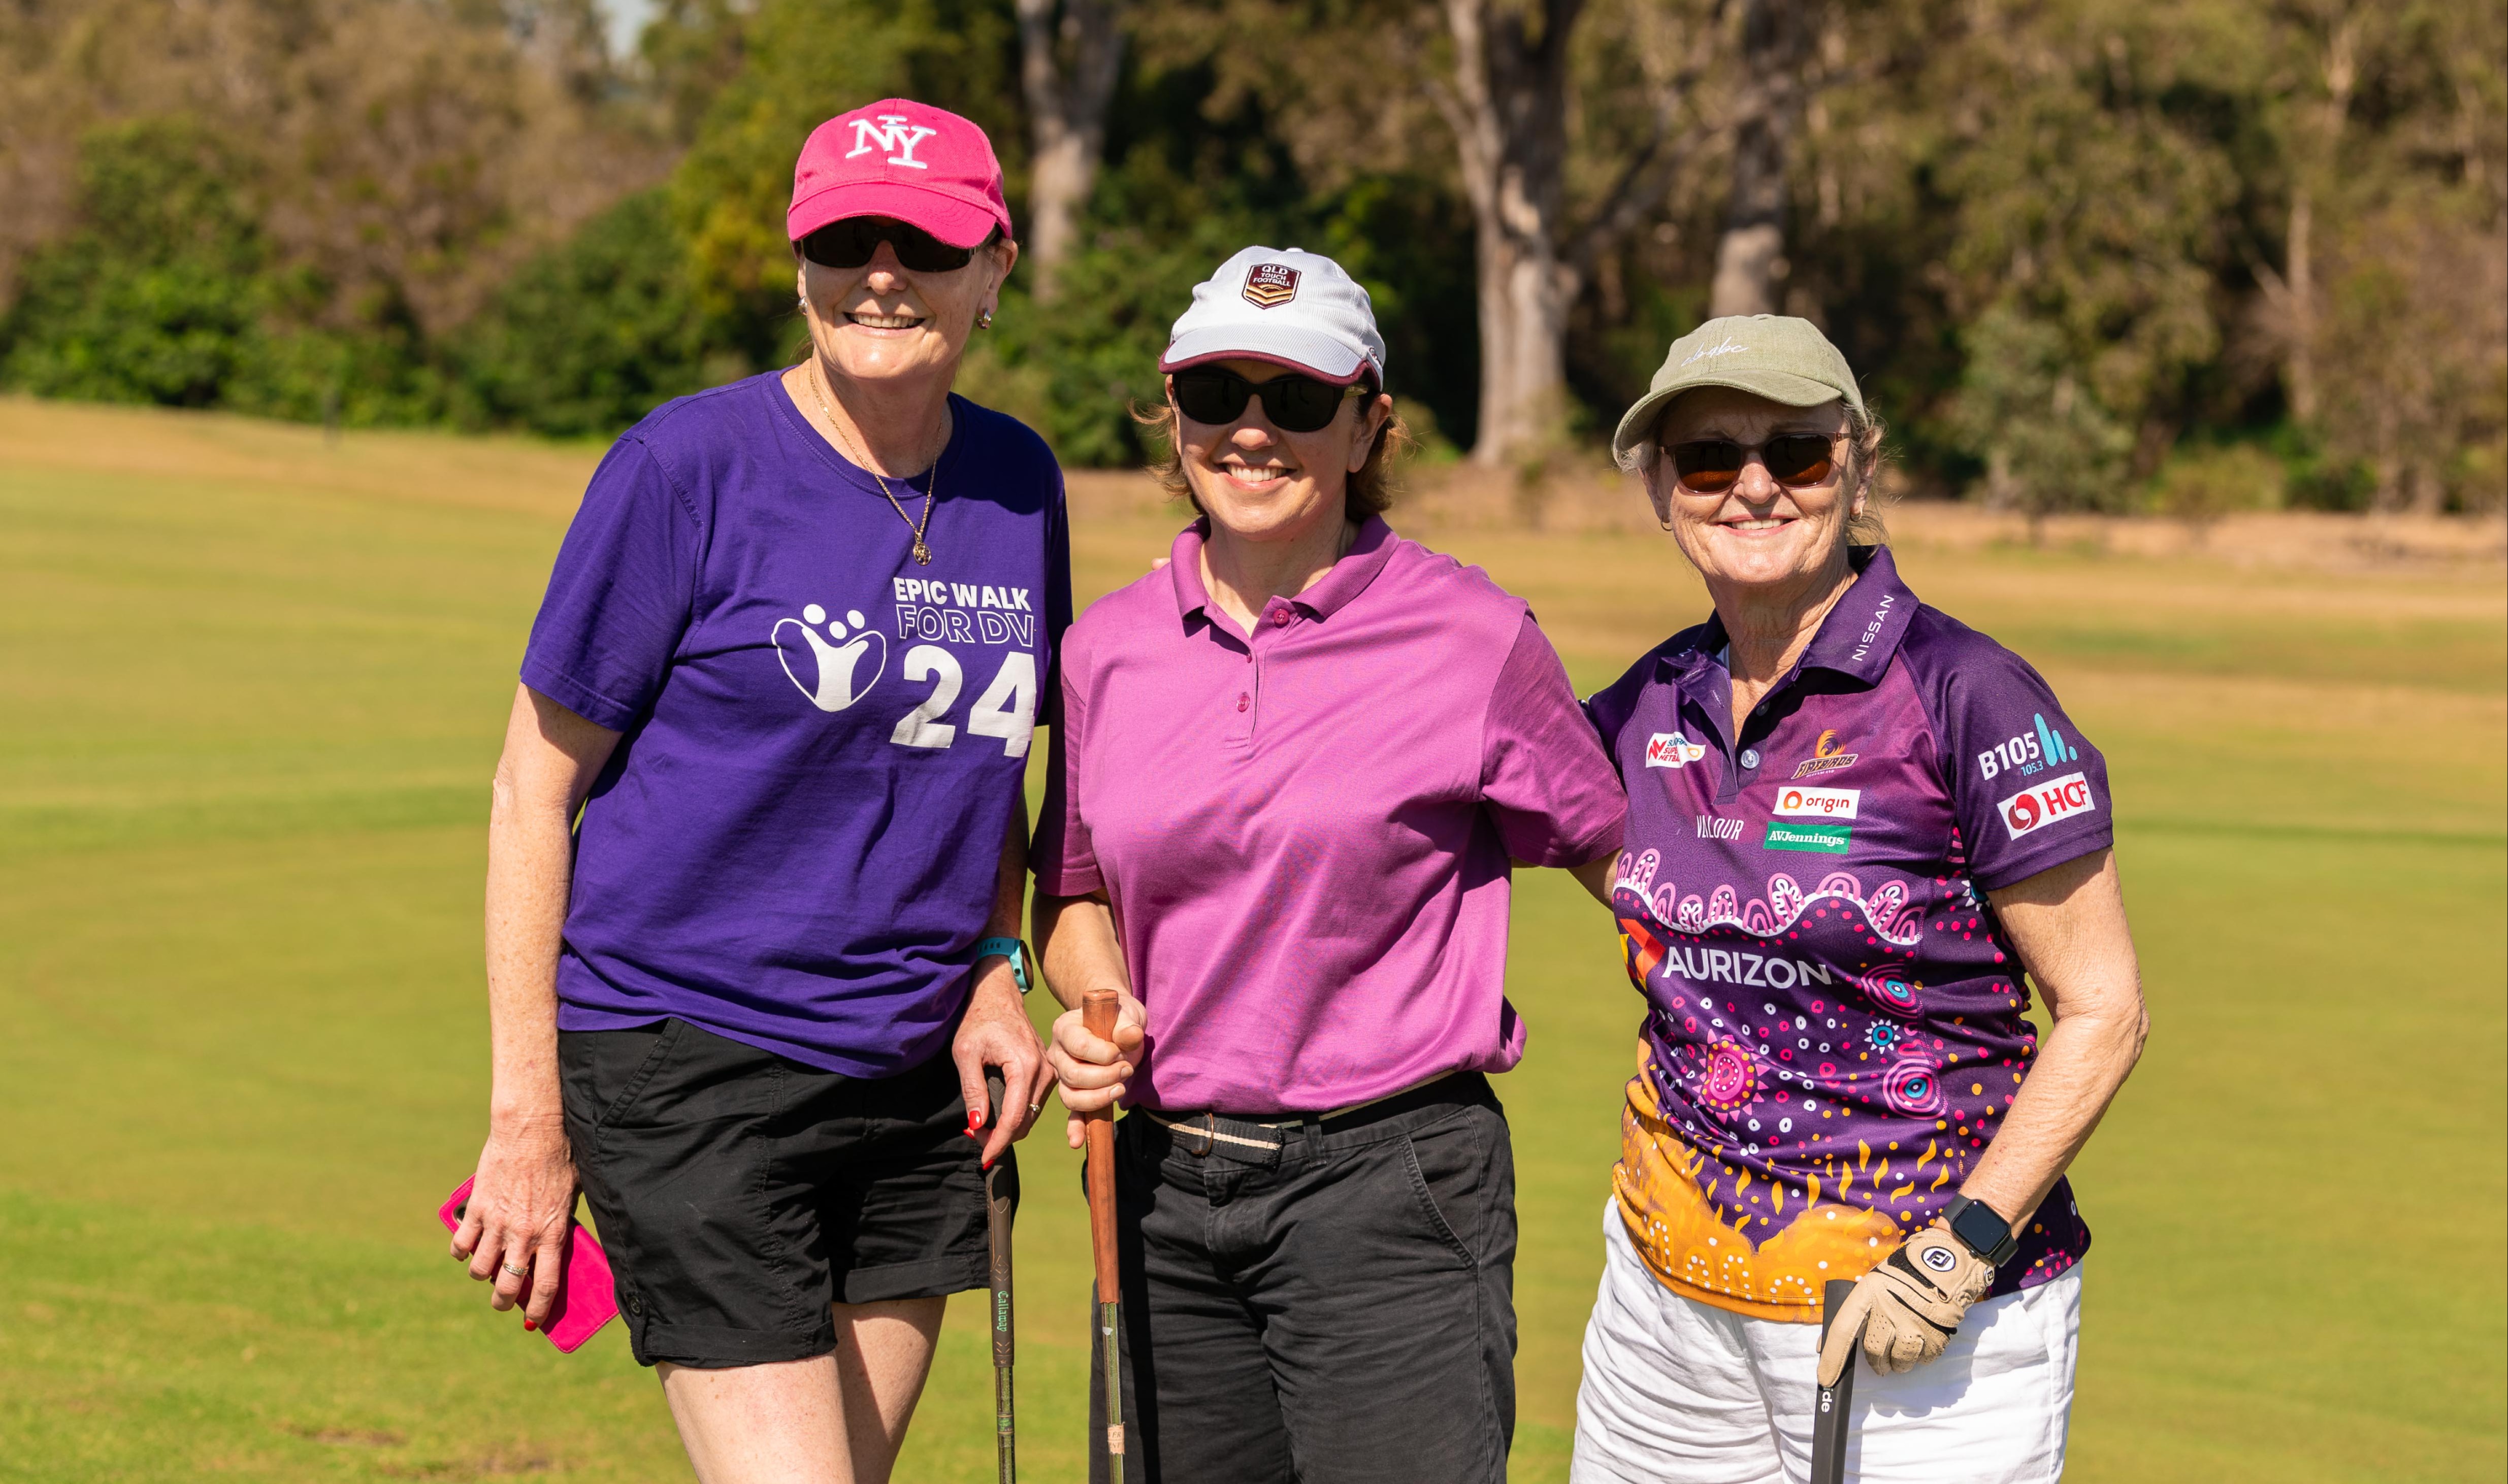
[1611,314,1865,472]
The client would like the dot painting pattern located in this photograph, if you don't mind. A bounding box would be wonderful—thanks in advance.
[1600,772,2092,1316]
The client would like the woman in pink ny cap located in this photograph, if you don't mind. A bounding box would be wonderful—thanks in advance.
[1033,246,1630,1483]
[452,99,1066,1483]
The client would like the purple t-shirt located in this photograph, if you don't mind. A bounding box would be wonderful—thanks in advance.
[1032,517,1626,1114]
[1585,546,2106,1311]
[522,374,1072,1076]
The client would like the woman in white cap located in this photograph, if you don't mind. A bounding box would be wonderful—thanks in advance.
[1031,247,1628,1483]
[451,98,1064,1484]
[1569,315,2146,1482]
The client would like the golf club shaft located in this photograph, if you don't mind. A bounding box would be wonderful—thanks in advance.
[1811,1278,1858,1484]
[1081,989,1125,1465]
[984,1072,1015,1484]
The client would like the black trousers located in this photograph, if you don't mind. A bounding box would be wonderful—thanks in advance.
[1089,1075,1517,1484]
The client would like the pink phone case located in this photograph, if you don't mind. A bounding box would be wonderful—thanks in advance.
[439,1177,620,1354]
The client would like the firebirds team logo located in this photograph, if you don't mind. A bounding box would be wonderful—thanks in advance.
[1645,732,1708,769]
[1999,770,2097,839]
[845,114,937,169]
[1243,263,1301,308]
[1792,728,1858,779]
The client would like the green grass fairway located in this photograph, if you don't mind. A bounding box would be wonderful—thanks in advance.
[3,395,2502,1481]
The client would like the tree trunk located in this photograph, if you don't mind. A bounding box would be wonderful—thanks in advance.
[1016,0,1126,301]
[1439,0,1585,467]
[1708,0,1807,319]
[2286,12,2360,426]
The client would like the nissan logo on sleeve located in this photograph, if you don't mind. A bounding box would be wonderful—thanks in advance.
[1997,771,2097,839]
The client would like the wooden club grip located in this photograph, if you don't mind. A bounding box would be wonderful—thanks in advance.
[1080,988,1123,1301]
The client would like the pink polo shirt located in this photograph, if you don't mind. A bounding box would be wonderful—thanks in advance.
[1032,516,1626,1114]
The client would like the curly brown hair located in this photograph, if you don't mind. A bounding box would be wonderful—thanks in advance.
[1131,388,1414,521]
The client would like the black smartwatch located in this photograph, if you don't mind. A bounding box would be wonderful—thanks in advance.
[1944,1195,2020,1268]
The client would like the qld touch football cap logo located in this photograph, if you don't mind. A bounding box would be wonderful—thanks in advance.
[1645,732,1708,769]
[1243,263,1300,308]
[1998,771,2096,839]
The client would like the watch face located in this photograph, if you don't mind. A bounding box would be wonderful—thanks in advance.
[1951,1202,2011,1263]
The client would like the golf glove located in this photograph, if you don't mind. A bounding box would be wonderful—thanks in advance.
[1815,1224,1996,1385]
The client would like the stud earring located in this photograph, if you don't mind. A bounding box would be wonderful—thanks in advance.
[976,308,994,329]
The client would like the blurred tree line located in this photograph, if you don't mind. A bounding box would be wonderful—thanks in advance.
[0,0,2499,512]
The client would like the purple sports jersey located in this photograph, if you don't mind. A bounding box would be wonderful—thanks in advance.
[522,374,1072,1076]
[1585,546,2107,1322]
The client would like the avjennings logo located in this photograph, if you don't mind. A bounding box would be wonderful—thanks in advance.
[1976,712,2080,781]
[1763,821,1852,854]
[1243,262,1301,308]
[1998,771,2097,839]
[845,114,937,169]
[1645,732,1708,769]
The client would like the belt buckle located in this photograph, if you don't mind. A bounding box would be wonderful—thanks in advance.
[1185,1113,1217,1158]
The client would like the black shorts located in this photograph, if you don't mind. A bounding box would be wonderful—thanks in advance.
[560,1016,1012,1369]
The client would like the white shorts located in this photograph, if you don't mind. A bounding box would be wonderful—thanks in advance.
[1571,1200,2080,1484]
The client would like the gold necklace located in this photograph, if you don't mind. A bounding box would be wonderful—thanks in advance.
[808,357,942,565]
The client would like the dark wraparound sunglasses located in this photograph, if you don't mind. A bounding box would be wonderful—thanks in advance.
[800,217,979,274]
[1170,369,1362,434]
[1666,434,1838,493]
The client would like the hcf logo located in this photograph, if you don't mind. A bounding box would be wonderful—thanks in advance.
[1998,771,2097,839]
[846,115,937,169]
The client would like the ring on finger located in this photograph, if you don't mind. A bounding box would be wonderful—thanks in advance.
[502,1260,530,1278]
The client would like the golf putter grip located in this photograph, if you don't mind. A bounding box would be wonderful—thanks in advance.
[1081,989,1123,1301]
[1811,1277,1858,1484]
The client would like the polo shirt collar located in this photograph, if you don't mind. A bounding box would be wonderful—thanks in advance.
[1653,545,1919,692]
[1166,514,1397,629]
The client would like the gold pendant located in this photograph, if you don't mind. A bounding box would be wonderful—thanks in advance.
[912,539,932,565]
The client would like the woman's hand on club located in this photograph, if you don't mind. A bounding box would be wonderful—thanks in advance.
[1048,991,1147,1147]
[452,1116,577,1327]
[953,961,1054,1168]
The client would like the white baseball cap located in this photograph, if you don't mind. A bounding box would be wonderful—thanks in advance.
[1160,246,1388,388]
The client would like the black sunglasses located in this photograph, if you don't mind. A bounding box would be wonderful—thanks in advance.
[1665,434,1838,493]
[799,217,978,274]
[1170,369,1361,434]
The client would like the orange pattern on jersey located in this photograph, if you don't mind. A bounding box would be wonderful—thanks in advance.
[1613,1043,1905,1323]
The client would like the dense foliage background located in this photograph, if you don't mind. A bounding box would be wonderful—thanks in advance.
[0,0,2500,512]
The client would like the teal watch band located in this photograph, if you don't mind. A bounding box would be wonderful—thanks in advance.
[974,936,1030,994]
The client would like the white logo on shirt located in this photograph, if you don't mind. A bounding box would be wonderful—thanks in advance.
[1997,771,2097,839]
[1773,785,1860,820]
[773,604,888,711]
[1646,732,1708,769]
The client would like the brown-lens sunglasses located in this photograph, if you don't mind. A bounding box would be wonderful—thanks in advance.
[1665,434,1838,493]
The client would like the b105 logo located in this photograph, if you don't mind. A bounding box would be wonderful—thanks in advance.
[1998,771,2097,839]
[1773,785,1859,820]
[1645,733,1708,769]
[1977,712,2079,781]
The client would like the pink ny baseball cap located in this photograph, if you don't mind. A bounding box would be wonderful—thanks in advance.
[788,98,1014,249]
